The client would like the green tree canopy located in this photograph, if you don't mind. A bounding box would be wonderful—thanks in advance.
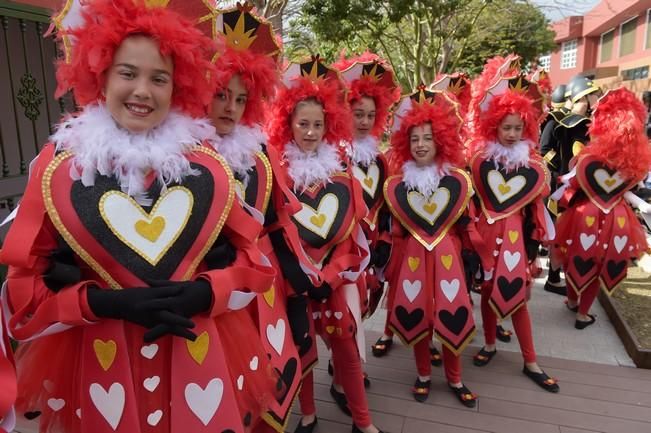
[286,0,555,89]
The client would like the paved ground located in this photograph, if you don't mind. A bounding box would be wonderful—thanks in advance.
[365,259,635,367]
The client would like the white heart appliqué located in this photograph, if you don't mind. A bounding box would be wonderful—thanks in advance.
[89,383,125,430]
[100,187,193,265]
[352,163,380,198]
[184,378,223,426]
[440,279,460,303]
[579,233,596,251]
[140,344,159,360]
[266,319,286,356]
[237,375,244,391]
[487,170,526,203]
[402,279,422,303]
[614,235,628,253]
[249,356,259,371]
[143,376,160,392]
[47,398,65,412]
[503,251,521,272]
[294,193,339,239]
[147,410,163,427]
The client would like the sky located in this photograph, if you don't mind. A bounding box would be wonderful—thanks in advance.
[532,0,602,21]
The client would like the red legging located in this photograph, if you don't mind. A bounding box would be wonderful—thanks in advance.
[413,335,461,383]
[480,282,537,363]
[299,336,371,428]
[567,279,600,315]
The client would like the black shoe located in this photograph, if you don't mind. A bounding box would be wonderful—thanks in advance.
[473,347,497,367]
[330,384,351,416]
[411,377,431,402]
[363,371,371,388]
[429,346,442,366]
[448,383,478,408]
[522,366,560,393]
[544,281,567,296]
[496,325,512,343]
[352,424,385,433]
[294,416,318,433]
[575,314,596,330]
[564,300,578,313]
[328,359,334,376]
[371,337,393,357]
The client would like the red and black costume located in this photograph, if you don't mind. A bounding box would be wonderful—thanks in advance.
[206,5,309,432]
[382,88,477,406]
[466,55,558,392]
[0,1,277,432]
[267,57,376,431]
[553,89,651,321]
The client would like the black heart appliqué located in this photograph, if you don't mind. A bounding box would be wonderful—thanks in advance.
[438,307,469,335]
[497,276,523,302]
[274,358,298,404]
[573,256,595,277]
[607,260,627,280]
[395,306,424,331]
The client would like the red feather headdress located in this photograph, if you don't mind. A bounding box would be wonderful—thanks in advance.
[584,88,651,180]
[267,55,352,154]
[53,0,217,117]
[388,85,465,172]
[468,54,544,154]
[210,2,282,125]
[333,52,401,138]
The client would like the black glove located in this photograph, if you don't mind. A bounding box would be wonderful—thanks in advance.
[461,249,481,276]
[523,205,540,262]
[43,245,82,293]
[525,239,541,262]
[371,241,391,268]
[286,296,309,346]
[204,236,237,270]
[138,279,214,342]
[268,230,311,295]
[87,285,197,341]
[307,281,332,302]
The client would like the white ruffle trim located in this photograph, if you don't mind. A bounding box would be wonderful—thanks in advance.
[283,141,343,192]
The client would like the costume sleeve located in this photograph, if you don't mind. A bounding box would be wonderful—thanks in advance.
[198,202,275,317]
[0,145,100,342]
[540,120,560,171]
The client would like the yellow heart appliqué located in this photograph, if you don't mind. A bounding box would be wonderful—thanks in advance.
[585,216,595,227]
[263,286,275,307]
[441,255,453,270]
[408,257,420,272]
[310,214,326,228]
[604,178,616,187]
[93,339,117,371]
[423,202,437,214]
[508,230,519,244]
[498,184,511,195]
[187,331,209,365]
[135,216,166,242]
[363,177,374,189]
[617,216,626,229]
[325,326,336,334]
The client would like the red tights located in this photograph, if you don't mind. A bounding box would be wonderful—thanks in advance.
[480,283,537,363]
[567,279,599,315]
[298,336,371,428]
[413,335,461,383]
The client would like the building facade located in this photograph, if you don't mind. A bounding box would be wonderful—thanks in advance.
[542,0,651,95]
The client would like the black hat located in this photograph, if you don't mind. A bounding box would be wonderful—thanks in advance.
[551,85,567,108]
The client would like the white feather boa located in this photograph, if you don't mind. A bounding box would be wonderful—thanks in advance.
[402,160,449,197]
[349,135,380,167]
[208,124,265,182]
[483,140,533,170]
[283,141,343,192]
[51,104,214,202]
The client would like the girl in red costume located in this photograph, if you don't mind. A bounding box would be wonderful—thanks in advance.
[467,55,559,393]
[205,4,312,432]
[328,52,400,411]
[267,57,383,433]
[382,87,477,407]
[0,1,277,432]
[0,307,17,433]
[553,88,651,328]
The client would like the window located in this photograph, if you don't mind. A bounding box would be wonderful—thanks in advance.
[560,39,578,69]
[622,66,649,81]
[620,16,638,57]
[538,54,551,71]
[646,9,651,49]
[600,29,615,62]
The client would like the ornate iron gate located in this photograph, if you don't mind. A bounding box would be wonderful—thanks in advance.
[0,0,74,240]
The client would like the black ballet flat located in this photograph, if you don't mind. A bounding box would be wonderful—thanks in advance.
[522,366,560,393]
[473,347,497,367]
[363,371,371,388]
[294,416,318,433]
[411,377,431,403]
[448,383,478,408]
[575,314,596,330]
[544,281,567,296]
[371,337,393,357]
[496,325,512,343]
[330,384,351,416]
[328,359,334,376]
